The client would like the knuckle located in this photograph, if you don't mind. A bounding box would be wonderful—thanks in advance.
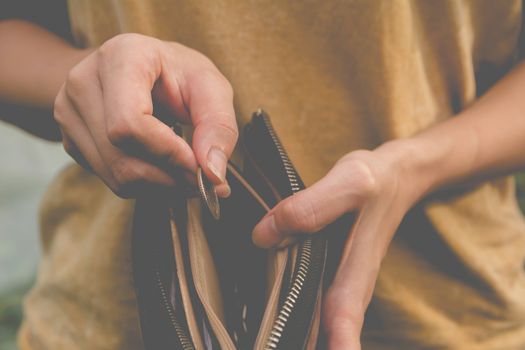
[355,169,378,198]
[339,156,380,200]
[111,159,143,191]
[215,119,239,142]
[100,33,147,54]
[109,160,164,198]
[66,64,84,83]
[64,65,87,100]
[106,119,137,145]
[164,142,184,166]
[99,34,160,71]
[99,34,161,85]
[53,95,67,125]
[109,174,134,198]
[280,197,320,233]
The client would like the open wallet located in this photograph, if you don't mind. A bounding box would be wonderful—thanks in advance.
[131,110,348,350]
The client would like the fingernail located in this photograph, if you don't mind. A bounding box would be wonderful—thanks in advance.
[252,215,280,248]
[216,182,231,198]
[207,147,227,183]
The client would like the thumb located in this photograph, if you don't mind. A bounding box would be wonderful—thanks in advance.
[252,166,361,248]
[183,69,238,191]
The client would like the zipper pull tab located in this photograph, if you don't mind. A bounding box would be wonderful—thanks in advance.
[197,167,221,220]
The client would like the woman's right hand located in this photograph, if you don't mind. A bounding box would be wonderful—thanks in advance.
[54,33,238,198]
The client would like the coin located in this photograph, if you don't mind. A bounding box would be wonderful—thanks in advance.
[197,167,220,220]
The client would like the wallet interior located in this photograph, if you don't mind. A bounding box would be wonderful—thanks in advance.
[132,111,332,350]
[169,163,291,350]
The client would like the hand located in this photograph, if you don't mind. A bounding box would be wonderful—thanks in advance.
[54,33,237,197]
[252,142,425,349]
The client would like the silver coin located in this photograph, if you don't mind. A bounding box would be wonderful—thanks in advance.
[197,167,220,220]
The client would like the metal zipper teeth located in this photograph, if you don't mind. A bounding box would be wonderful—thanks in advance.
[260,112,314,350]
[155,270,195,350]
[259,111,302,193]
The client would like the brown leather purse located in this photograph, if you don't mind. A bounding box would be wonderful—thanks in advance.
[131,110,346,349]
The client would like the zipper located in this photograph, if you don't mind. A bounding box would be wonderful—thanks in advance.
[132,195,198,350]
[265,240,312,349]
[155,109,325,350]
[253,110,326,350]
[155,269,195,350]
[259,113,302,193]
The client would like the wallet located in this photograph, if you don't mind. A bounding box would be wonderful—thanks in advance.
[131,110,347,349]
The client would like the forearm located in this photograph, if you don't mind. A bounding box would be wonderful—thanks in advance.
[379,61,525,202]
[0,19,90,108]
[0,20,92,140]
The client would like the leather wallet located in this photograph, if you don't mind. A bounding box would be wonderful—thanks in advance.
[131,110,346,349]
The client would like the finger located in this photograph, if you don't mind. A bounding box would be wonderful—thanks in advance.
[60,130,92,172]
[104,156,180,198]
[215,182,231,198]
[60,76,180,197]
[96,35,198,174]
[323,207,398,349]
[106,113,198,176]
[182,67,238,187]
[60,130,179,199]
[55,86,115,183]
[251,165,365,248]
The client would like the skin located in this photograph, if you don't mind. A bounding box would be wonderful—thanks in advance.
[53,34,236,197]
[2,19,525,349]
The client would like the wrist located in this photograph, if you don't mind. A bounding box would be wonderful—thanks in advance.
[373,116,483,204]
[372,138,438,205]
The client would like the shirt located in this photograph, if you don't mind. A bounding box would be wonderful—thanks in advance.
[19,1,525,349]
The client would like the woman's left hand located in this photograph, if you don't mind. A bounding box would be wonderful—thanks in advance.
[253,58,525,349]
[252,141,425,349]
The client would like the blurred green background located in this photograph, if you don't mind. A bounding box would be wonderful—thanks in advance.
[0,123,69,350]
[0,123,524,350]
